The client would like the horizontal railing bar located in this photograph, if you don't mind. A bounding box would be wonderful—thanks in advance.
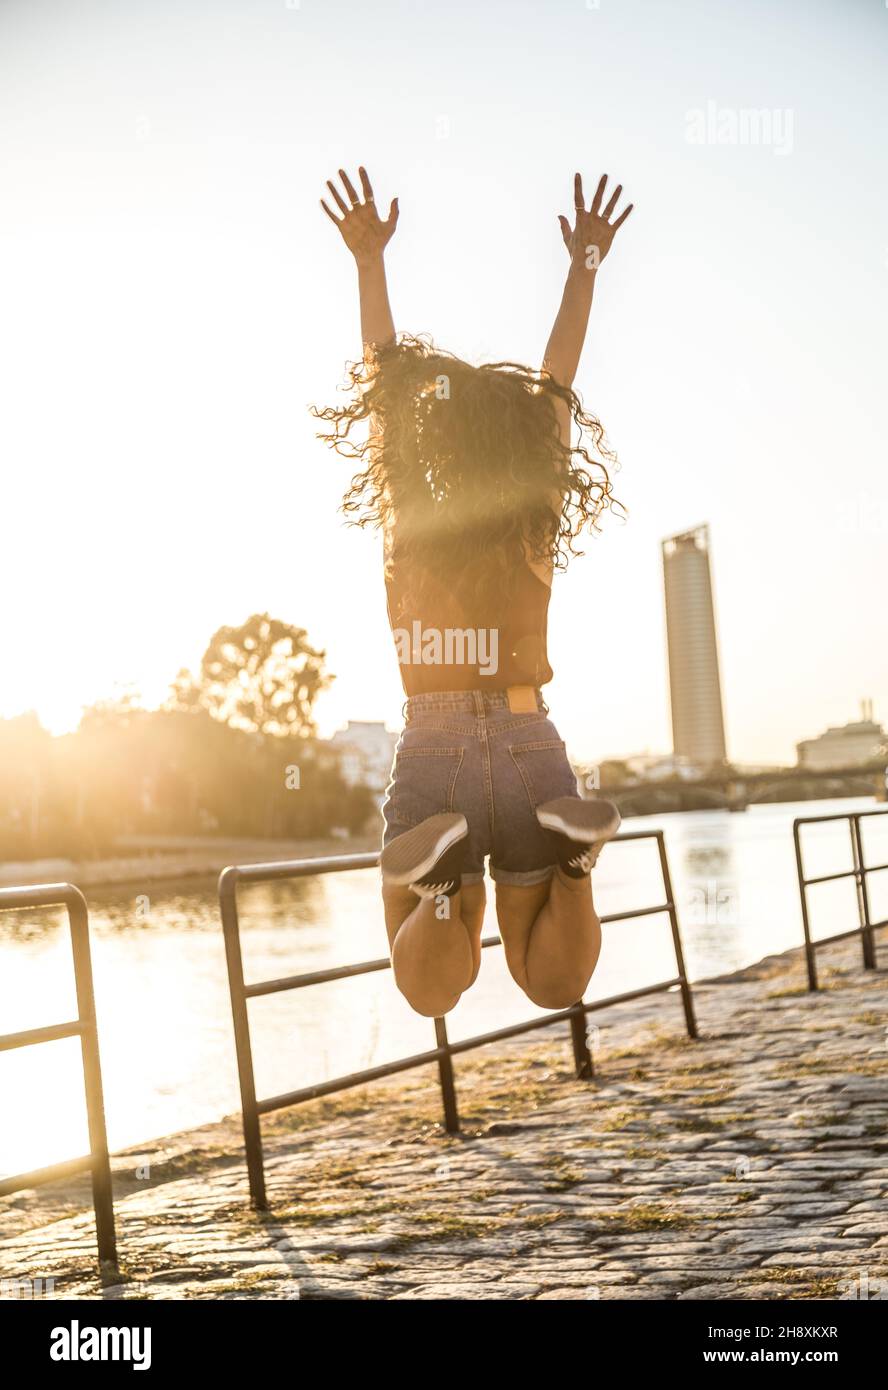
[243,905,672,997]
[0,1020,83,1052]
[450,1005,581,1052]
[0,1154,93,1196]
[257,1045,446,1112]
[255,975,685,1113]
[246,957,392,996]
[0,883,86,911]
[245,934,508,996]
[582,978,684,1012]
[448,980,683,1055]
[803,867,861,887]
[795,810,888,828]
[244,905,677,1003]
[803,862,888,888]
[226,829,669,892]
[794,814,858,827]
[230,852,380,886]
[604,829,665,843]
[600,903,671,924]
[808,926,869,947]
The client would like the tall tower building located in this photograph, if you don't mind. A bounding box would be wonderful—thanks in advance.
[662,524,728,766]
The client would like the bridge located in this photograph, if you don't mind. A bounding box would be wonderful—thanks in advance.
[594,762,888,816]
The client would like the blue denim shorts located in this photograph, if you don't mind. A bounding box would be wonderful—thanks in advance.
[381,689,581,887]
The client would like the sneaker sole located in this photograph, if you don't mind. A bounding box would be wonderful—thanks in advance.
[380,812,469,887]
[536,796,621,844]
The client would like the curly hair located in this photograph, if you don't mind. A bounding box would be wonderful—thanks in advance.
[311,334,622,612]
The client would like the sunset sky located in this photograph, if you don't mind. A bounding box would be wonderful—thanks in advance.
[1,0,885,766]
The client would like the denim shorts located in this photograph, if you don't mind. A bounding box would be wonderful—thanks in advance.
[381,689,581,887]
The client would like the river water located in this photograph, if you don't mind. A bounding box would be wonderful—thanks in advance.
[2,796,886,1177]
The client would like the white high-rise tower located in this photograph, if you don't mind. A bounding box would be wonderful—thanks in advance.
[662,524,728,766]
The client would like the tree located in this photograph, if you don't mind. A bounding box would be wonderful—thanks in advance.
[167,668,205,714]
[78,687,143,733]
[0,713,52,854]
[197,613,332,738]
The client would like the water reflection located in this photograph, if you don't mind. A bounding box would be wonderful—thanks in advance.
[678,817,743,975]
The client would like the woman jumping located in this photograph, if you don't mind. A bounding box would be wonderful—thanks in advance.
[317,165,632,1018]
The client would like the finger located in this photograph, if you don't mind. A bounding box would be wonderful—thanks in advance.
[558,214,572,249]
[603,184,623,219]
[326,180,349,215]
[358,166,375,203]
[320,199,342,225]
[338,168,360,206]
[591,174,608,215]
[611,202,634,231]
[384,196,399,228]
[574,172,585,212]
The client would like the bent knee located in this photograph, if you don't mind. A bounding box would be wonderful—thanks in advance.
[523,968,594,1012]
[393,975,462,1019]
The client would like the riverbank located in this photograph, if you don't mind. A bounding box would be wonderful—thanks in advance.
[3,792,881,895]
[2,930,886,1300]
[0,833,380,891]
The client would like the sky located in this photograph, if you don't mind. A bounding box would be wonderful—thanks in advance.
[0,0,886,766]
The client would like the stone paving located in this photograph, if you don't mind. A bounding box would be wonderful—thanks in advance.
[1,934,886,1301]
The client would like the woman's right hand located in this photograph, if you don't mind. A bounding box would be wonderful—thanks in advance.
[558,171,633,270]
[320,167,399,266]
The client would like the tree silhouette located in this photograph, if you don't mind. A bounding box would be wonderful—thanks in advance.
[197,613,332,738]
[167,668,205,714]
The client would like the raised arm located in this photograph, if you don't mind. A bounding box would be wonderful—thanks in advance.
[542,172,633,397]
[321,166,399,351]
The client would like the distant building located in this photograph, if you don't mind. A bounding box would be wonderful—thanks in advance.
[662,524,728,767]
[624,752,704,783]
[328,720,398,795]
[796,702,885,770]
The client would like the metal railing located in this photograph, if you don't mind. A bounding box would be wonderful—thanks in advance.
[793,809,888,991]
[0,883,117,1268]
[219,829,696,1209]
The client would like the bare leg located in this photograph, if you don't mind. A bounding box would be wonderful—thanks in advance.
[494,869,601,1010]
[382,880,487,1017]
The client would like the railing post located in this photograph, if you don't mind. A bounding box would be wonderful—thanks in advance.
[0,883,118,1272]
[793,820,819,991]
[219,869,267,1209]
[656,832,698,1037]
[434,1016,460,1132]
[851,815,877,970]
[568,1005,594,1078]
[67,885,117,1269]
